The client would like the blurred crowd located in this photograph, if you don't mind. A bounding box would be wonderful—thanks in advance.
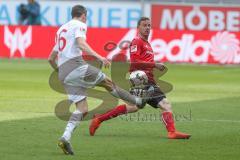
[15,0,239,26]
[18,0,41,25]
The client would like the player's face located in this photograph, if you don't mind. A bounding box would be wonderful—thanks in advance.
[81,13,87,23]
[138,20,151,37]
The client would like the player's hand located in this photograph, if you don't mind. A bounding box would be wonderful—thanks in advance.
[155,63,166,71]
[99,57,111,68]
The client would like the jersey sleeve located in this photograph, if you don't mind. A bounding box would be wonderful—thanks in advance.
[130,38,142,56]
[75,23,87,39]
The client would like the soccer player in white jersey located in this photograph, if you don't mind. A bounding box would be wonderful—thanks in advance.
[48,5,146,155]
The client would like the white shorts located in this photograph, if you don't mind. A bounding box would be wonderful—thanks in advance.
[62,64,106,103]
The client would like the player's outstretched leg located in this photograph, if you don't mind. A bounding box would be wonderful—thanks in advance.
[89,114,102,136]
[97,78,146,108]
[89,104,138,136]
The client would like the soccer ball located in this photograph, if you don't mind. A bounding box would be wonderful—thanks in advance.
[129,70,148,86]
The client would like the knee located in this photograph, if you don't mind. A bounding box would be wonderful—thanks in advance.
[81,107,88,114]
[77,106,88,114]
[75,100,88,114]
[158,98,172,112]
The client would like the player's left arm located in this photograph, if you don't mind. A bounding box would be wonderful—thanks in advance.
[48,49,58,71]
[75,24,110,68]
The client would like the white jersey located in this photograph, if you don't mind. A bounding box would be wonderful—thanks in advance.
[53,19,87,66]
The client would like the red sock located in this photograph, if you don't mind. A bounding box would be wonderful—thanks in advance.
[162,112,176,132]
[98,104,127,122]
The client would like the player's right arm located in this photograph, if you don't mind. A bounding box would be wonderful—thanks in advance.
[76,37,110,68]
[75,24,110,68]
[48,47,58,71]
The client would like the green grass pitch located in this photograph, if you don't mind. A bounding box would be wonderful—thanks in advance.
[0,59,239,160]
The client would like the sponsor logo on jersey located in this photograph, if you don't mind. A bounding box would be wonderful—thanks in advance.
[130,45,137,52]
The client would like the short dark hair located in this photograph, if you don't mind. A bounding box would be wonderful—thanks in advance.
[137,17,150,27]
[71,5,87,18]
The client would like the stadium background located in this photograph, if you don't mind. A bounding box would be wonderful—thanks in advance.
[0,0,239,160]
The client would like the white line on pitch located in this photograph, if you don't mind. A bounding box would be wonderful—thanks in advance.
[195,119,240,123]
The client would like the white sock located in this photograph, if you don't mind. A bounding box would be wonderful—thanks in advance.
[110,87,142,106]
[62,110,83,141]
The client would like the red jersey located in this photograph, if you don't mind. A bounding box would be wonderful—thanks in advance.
[129,36,155,83]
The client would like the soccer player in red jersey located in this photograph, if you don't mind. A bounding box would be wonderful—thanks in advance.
[89,17,191,139]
